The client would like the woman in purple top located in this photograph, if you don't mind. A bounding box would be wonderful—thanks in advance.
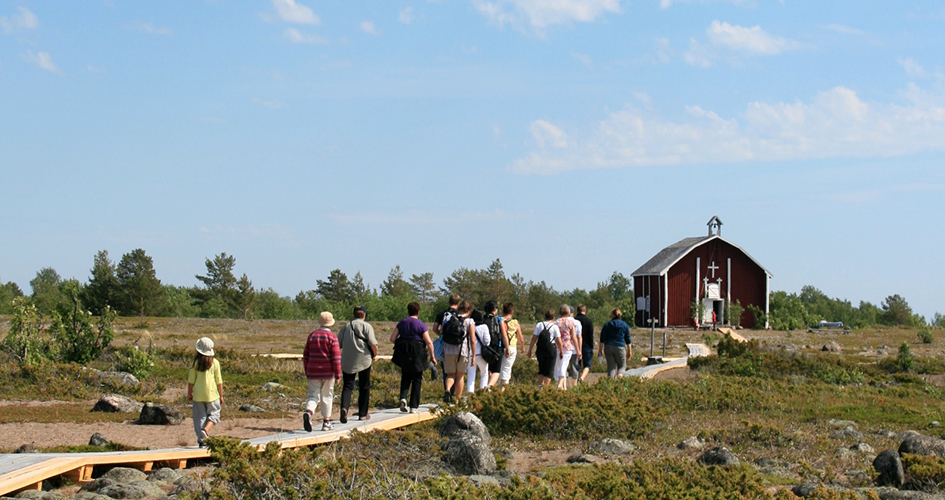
[390,302,437,413]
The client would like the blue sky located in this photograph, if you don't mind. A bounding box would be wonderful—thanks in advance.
[2,0,944,319]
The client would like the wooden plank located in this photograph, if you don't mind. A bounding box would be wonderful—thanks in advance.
[0,456,86,494]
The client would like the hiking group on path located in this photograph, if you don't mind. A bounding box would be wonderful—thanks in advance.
[185,294,634,442]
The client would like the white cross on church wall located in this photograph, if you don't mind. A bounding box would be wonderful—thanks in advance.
[707,261,719,278]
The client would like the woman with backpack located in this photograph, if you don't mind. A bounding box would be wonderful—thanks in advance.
[466,309,492,393]
[442,300,476,403]
[527,310,562,388]
[483,301,507,388]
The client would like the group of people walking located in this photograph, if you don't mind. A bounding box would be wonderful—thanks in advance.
[184,296,635,445]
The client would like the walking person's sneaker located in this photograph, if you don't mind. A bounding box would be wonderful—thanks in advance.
[321,420,333,431]
[399,399,408,413]
[408,407,417,414]
[303,411,313,432]
[340,408,348,424]
[199,429,209,446]
[359,414,371,421]
[443,390,452,404]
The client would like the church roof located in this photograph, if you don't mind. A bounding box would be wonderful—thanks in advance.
[631,235,772,278]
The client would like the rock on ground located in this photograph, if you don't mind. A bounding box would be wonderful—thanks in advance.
[898,433,945,458]
[136,403,183,426]
[442,435,496,475]
[589,438,636,456]
[96,481,165,499]
[147,467,182,485]
[697,446,740,466]
[92,394,143,414]
[239,404,266,413]
[88,433,110,447]
[822,342,842,353]
[873,449,904,487]
[678,436,706,451]
[440,412,491,446]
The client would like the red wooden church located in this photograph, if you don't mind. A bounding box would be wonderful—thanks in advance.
[631,216,771,329]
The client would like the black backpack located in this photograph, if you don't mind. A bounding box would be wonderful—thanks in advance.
[479,314,503,364]
[536,322,557,357]
[441,311,467,346]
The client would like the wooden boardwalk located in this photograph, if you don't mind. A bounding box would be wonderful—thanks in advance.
[0,405,437,496]
[0,342,711,496]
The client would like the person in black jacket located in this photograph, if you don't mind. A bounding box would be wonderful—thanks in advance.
[574,304,594,382]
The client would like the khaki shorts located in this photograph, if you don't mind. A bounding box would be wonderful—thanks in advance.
[444,354,468,374]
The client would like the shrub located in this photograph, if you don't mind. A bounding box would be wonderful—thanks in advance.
[918,326,934,344]
[902,453,945,492]
[115,339,155,379]
[51,298,115,364]
[451,378,658,441]
[3,297,52,366]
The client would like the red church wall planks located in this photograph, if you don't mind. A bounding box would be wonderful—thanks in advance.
[634,237,768,329]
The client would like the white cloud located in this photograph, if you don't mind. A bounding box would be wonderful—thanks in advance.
[360,21,380,35]
[133,22,173,36]
[0,6,38,34]
[660,0,751,9]
[530,120,569,149]
[273,0,319,25]
[510,83,945,175]
[284,27,326,44]
[706,20,800,55]
[821,23,865,36]
[22,51,61,75]
[252,97,286,109]
[473,0,621,30]
[898,57,926,78]
[570,51,592,68]
[399,7,415,24]
[683,38,714,67]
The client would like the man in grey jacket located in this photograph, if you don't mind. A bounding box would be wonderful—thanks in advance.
[337,306,378,422]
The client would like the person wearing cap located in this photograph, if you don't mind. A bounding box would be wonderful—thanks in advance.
[187,337,223,447]
[337,306,377,423]
[302,312,341,432]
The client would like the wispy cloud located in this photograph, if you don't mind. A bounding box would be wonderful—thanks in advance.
[0,6,38,34]
[898,57,926,78]
[360,21,380,35]
[820,23,865,36]
[22,51,61,75]
[706,20,800,55]
[510,81,945,175]
[659,0,752,9]
[821,183,945,204]
[272,0,319,25]
[284,27,327,44]
[398,7,415,24]
[132,22,173,36]
[570,51,592,68]
[473,0,620,30]
[252,97,286,109]
[684,20,801,67]
[330,209,522,225]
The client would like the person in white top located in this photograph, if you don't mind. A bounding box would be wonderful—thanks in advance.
[466,309,491,393]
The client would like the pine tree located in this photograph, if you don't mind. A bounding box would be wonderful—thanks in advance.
[116,249,164,317]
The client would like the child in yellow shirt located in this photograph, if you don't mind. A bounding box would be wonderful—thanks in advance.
[187,337,223,447]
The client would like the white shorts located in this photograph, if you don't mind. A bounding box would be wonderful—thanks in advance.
[499,347,517,383]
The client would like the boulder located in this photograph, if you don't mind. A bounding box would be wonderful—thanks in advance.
[898,433,945,458]
[239,404,266,413]
[101,467,148,484]
[442,435,496,475]
[851,443,874,454]
[11,491,62,499]
[467,475,501,487]
[14,444,38,454]
[869,487,941,499]
[791,482,821,497]
[440,412,491,446]
[89,433,110,447]
[137,403,183,426]
[71,493,111,500]
[589,438,636,456]
[566,454,609,465]
[92,394,142,414]
[827,419,857,429]
[101,371,140,387]
[261,382,283,391]
[697,446,740,466]
[97,481,165,499]
[830,426,864,440]
[677,436,706,451]
[822,342,842,353]
[873,449,904,487]
[147,467,182,484]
